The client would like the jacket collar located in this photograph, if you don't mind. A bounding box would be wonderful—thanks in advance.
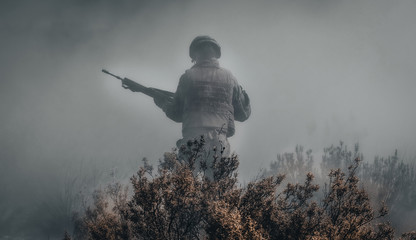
[192,58,220,68]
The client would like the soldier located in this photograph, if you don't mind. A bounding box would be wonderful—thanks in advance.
[158,36,250,159]
[122,36,251,177]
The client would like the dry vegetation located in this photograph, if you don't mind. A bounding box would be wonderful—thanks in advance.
[65,139,416,240]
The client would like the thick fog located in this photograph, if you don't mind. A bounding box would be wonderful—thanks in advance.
[1,0,416,238]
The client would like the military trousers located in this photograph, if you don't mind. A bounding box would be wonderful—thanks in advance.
[176,127,230,180]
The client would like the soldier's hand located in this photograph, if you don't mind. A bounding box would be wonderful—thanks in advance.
[122,78,138,92]
[154,97,167,111]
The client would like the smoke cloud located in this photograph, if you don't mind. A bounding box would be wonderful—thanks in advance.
[1,0,416,238]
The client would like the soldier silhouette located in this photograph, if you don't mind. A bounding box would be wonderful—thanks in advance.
[122,36,251,177]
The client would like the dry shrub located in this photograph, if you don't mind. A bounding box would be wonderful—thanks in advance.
[67,138,414,240]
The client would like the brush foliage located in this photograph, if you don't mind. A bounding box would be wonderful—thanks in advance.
[68,139,415,240]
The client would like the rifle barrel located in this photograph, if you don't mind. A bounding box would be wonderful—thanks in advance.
[102,69,123,81]
[101,69,174,102]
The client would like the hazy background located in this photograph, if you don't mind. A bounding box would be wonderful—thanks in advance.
[1,0,416,238]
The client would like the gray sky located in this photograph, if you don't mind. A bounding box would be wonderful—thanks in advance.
[1,1,416,231]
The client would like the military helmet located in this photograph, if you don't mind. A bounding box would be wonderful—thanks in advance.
[189,35,221,60]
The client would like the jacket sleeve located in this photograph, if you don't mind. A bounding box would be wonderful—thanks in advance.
[233,84,251,122]
[161,75,185,123]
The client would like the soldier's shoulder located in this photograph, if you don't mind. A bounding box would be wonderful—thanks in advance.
[218,67,238,82]
[218,65,231,72]
[181,69,193,80]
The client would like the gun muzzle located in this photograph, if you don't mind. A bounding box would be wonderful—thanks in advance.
[102,69,123,81]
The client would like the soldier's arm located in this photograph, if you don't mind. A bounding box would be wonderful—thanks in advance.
[155,75,185,123]
[233,82,251,122]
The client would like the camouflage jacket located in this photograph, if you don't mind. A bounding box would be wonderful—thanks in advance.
[160,59,250,138]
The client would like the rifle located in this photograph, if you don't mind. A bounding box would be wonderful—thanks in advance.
[102,69,174,103]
